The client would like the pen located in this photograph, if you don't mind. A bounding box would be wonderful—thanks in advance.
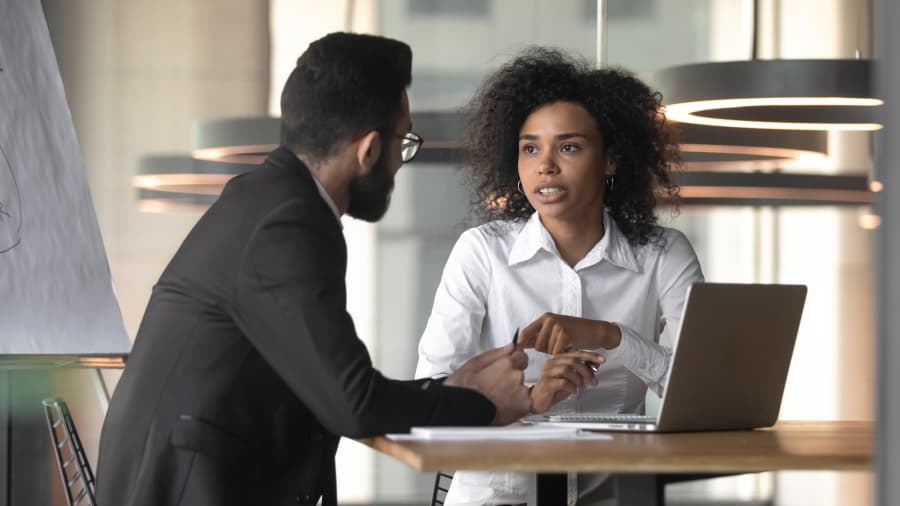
[583,359,600,375]
[563,345,600,374]
[512,328,519,347]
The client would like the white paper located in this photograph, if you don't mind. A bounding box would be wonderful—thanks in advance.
[0,0,130,354]
[386,425,612,441]
[536,421,657,431]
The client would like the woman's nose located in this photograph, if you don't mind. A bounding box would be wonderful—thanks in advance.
[537,155,559,175]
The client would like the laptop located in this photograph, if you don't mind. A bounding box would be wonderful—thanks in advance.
[540,282,807,432]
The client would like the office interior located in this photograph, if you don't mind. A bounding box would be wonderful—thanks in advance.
[25,0,896,504]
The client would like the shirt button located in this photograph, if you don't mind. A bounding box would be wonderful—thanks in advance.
[311,431,323,441]
[296,492,314,503]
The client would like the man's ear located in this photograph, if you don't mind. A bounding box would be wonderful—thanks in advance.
[356,130,381,176]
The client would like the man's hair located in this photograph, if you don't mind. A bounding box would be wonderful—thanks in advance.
[280,32,412,164]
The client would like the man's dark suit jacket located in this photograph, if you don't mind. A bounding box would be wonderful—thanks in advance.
[95,147,495,506]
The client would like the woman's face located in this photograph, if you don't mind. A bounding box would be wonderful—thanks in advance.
[517,101,611,227]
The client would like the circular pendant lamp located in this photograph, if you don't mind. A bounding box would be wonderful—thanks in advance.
[132,111,870,212]
[672,171,873,207]
[132,155,256,213]
[184,111,833,170]
[192,117,280,164]
[654,59,882,131]
[675,123,827,171]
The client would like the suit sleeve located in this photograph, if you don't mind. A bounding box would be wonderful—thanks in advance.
[232,199,495,437]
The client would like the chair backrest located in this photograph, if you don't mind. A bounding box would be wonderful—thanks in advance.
[430,471,453,506]
[42,398,97,506]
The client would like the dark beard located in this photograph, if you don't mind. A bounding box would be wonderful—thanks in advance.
[346,148,394,222]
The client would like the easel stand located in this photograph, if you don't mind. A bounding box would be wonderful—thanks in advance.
[0,354,126,505]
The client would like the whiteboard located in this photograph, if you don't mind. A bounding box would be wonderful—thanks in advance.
[0,0,130,354]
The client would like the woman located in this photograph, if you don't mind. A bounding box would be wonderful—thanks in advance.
[416,48,704,505]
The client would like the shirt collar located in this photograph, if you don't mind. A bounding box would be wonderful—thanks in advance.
[507,210,639,272]
[265,146,343,228]
[507,212,559,265]
[309,172,343,228]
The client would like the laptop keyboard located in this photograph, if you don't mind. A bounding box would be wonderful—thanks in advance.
[546,413,656,423]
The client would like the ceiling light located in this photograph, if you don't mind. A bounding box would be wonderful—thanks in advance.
[671,172,873,206]
[133,155,255,213]
[654,59,882,131]
[192,117,280,163]
[676,123,828,171]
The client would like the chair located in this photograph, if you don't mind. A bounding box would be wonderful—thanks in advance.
[430,471,453,506]
[42,398,97,506]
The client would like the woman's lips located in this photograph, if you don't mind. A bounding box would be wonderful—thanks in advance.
[533,185,568,204]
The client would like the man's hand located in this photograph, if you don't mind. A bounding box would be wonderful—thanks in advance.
[444,344,532,426]
[529,351,604,414]
[518,313,622,355]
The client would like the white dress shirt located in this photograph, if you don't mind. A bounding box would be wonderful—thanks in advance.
[415,211,703,505]
[309,170,342,226]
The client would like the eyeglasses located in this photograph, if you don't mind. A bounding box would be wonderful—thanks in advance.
[398,131,424,164]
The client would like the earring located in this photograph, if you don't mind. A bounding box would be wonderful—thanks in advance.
[517,180,525,194]
[606,175,615,192]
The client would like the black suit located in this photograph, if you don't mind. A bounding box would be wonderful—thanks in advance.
[96,147,495,506]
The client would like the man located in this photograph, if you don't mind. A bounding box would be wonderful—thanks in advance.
[95,32,532,506]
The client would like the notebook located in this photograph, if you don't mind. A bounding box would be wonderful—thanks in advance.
[385,425,612,441]
[540,282,807,432]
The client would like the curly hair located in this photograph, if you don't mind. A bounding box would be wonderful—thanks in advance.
[465,47,681,247]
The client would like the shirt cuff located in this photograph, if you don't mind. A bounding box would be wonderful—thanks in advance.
[601,322,671,395]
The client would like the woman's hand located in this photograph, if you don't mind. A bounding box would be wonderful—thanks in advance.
[518,313,622,355]
[529,351,604,414]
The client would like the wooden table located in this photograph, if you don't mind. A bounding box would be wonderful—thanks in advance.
[362,421,872,505]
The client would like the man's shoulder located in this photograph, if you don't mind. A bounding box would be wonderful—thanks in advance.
[210,161,323,224]
[229,161,316,197]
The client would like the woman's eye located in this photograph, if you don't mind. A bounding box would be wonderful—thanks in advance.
[521,145,537,154]
[561,144,579,152]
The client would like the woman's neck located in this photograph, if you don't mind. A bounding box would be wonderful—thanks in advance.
[541,212,605,268]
